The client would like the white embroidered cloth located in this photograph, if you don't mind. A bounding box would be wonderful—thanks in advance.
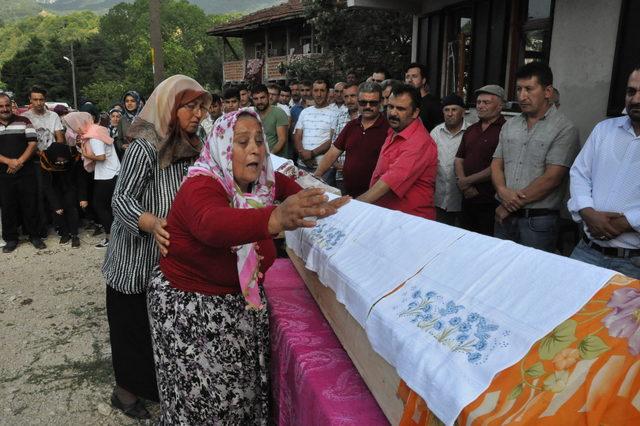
[281,164,615,425]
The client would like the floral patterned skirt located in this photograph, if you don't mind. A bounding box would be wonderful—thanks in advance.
[147,267,271,425]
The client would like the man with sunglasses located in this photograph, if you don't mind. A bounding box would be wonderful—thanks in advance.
[313,82,389,197]
[567,66,640,278]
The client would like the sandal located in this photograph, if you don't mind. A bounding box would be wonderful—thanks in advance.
[110,392,151,419]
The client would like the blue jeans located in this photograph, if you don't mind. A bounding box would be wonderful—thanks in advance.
[570,240,640,279]
[494,214,558,252]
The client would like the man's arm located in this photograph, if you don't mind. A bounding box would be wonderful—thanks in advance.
[491,158,526,212]
[311,139,332,157]
[314,145,343,178]
[517,165,568,204]
[357,179,391,204]
[55,130,64,143]
[463,166,492,185]
[271,125,289,155]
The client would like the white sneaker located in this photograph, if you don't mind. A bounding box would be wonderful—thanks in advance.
[95,239,109,248]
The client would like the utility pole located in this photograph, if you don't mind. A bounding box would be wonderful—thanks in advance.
[149,0,165,87]
[63,44,77,110]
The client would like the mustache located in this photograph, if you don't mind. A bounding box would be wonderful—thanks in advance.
[628,103,640,110]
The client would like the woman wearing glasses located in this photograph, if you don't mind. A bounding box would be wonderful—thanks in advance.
[102,75,211,419]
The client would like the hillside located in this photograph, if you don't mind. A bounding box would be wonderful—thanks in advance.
[26,0,283,15]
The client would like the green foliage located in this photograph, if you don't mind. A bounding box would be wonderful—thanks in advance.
[1,0,235,109]
[280,0,412,81]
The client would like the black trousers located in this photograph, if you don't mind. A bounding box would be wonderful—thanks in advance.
[106,285,159,401]
[43,170,80,237]
[460,201,498,236]
[93,177,117,235]
[0,173,39,242]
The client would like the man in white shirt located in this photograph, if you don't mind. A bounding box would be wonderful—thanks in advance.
[430,94,468,226]
[22,86,65,238]
[568,67,640,279]
[293,79,337,170]
[332,82,347,114]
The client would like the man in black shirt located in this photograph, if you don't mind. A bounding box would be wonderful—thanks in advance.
[405,62,444,132]
[0,92,45,252]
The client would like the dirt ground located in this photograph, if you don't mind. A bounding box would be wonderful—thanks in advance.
[0,228,160,425]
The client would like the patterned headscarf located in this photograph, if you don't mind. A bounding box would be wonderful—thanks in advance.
[122,90,143,121]
[187,108,275,310]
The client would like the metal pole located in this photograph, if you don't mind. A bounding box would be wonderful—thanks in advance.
[70,44,77,110]
[149,0,165,86]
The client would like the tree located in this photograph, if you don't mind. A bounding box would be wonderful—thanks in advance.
[281,0,412,81]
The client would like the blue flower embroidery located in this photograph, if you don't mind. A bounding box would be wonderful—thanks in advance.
[398,289,509,365]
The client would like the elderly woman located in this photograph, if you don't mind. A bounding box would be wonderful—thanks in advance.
[102,75,211,419]
[147,109,349,424]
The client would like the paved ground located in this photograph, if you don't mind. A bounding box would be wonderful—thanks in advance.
[0,229,159,425]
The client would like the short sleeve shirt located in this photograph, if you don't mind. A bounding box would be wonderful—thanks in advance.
[334,114,389,198]
[261,106,289,151]
[370,118,438,219]
[294,105,337,165]
[456,116,506,204]
[0,115,37,177]
[493,105,579,209]
[89,138,121,180]
[21,109,63,151]
[431,121,468,211]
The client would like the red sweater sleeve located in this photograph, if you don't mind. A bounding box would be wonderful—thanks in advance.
[275,171,302,201]
[176,176,276,248]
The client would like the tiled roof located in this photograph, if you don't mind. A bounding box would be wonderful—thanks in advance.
[207,1,305,36]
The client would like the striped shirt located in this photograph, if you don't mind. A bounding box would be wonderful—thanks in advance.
[0,115,37,177]
[294,105,337,167]
[102,137,193,294]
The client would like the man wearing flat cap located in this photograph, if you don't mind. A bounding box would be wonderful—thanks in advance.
[491,62,579,252]
[431,94,468,225]
[454,85,505,235]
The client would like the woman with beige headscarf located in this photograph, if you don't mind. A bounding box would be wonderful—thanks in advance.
[101,75,211,419]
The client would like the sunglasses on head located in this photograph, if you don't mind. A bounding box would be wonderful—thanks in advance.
[358,100,380,107]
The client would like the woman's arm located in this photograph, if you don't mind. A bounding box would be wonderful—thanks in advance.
[111,140,154,236]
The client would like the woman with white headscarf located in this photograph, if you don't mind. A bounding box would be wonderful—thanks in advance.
[102,75,211,419]
[147,109,349,424]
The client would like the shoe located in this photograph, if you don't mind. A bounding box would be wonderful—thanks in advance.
[92,226,103,237]
[110,392,151,420]
[2,241,18,253]
[30,238,46,250]
[59,235,71,245]
[71,236,80,248]
[95,239,109,248]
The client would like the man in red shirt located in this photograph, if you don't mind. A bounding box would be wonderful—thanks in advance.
[313,82,389,197]
[358,84,438,220]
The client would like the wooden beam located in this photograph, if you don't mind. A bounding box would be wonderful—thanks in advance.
[346,0,422,14]
[223,37,240,60]
[287,249,405,425]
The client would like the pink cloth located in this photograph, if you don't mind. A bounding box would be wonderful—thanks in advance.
[264,259,389,426]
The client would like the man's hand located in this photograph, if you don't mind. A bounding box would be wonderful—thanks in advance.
[79,200,88,209]
[299,149,313,161]
[457,176,470,191]
[463,186,479,199]
[55,209,64,215]
[580,208,623,240]
[497,187,527,212]
[495,205,510,224]
[122,143,130,150]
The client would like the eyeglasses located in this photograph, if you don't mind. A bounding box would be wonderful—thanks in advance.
[181,103,208,113]
[358,100,380,107]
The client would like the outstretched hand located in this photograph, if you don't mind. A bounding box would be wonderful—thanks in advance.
[268,188,350,234]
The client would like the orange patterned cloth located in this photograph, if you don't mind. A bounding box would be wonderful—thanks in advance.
[399,275,640,425]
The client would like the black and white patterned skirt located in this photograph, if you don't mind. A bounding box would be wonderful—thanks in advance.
[147,267,271,425]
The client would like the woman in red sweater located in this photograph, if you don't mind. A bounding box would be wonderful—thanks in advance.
[147,109,349,424]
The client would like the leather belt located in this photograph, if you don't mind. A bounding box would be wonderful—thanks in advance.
[513,208,559,218]
[582,235,640,258]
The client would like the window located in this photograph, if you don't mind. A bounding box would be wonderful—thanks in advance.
[519,0,554,64]
[608,0,640,116]
[255,43,264,59]
[444,6,473,102]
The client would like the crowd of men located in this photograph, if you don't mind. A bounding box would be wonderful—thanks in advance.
[1,60,639,279]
